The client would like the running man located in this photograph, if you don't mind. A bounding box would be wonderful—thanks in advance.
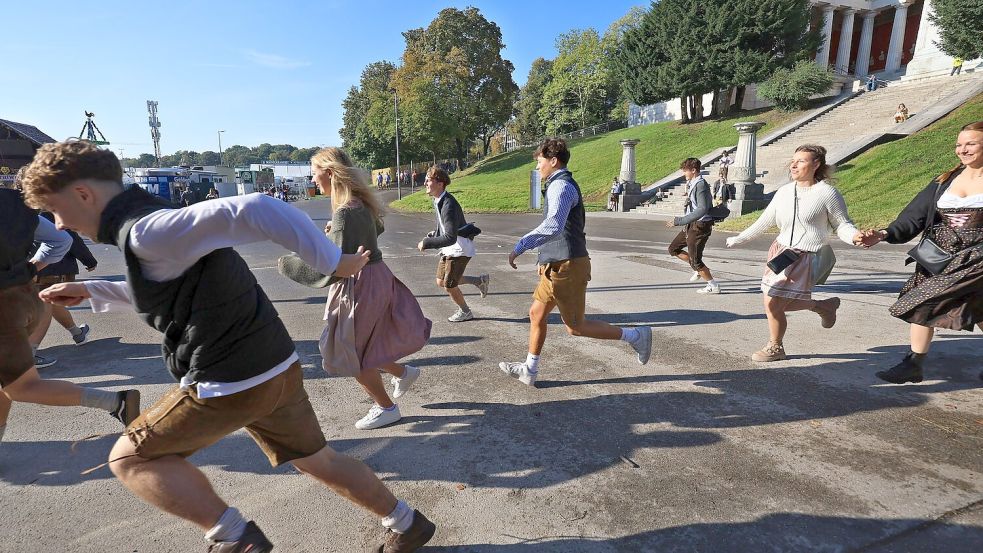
[418,167,489,322]
[499,139,653,387]
[0,182,138,445]
[22,141,435,553]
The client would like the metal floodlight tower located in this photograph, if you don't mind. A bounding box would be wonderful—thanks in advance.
[147,100,162,167]
[78,111,110,145]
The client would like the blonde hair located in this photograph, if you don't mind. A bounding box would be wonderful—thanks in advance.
[938,120,983,184]
[310,147,385,220]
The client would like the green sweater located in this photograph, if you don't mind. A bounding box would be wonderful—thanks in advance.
[328,201,384,266]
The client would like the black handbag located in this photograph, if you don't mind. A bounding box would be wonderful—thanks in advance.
[905,182,951,275]
[766,185,802,274]
[458,222,481,239]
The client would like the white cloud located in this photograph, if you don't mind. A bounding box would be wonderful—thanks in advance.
[243,49,311,70]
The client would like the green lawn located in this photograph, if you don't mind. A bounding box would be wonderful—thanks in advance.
[717,93,983,233]
[390,106,806,213]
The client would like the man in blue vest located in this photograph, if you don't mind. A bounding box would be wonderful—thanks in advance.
[499,139,653,387]
[21,141,435,553]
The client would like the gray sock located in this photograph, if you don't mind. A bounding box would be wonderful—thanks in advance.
[31,345,38,356]
[205,507,248,543]
[80,388,121,413]
[68,325,82,337]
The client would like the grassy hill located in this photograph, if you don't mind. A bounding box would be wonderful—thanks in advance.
[716,93,983,232]
[390,107,805,213]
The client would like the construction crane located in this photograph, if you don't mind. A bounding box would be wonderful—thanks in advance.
[147,100,162,167]
[78,111,109,145]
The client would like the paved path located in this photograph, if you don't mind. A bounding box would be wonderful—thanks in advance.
[2,197,980,552]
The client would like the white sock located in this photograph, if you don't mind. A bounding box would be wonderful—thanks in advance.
[80,388,121,413]
[707,279,717,286]
[68,325,82,337]
[525,353,540,373]
[382,499,414,534]
[620,328,640,344]
[380,404,397,411]
[205,507,248,542]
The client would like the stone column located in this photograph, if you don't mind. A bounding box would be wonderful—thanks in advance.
[904,0,951,78]
[835,9,856,74]
[729,122,769,216]
[885,2,911,73]
[617,139,642,211]
[855,11,877,77]
[815,5,836,68]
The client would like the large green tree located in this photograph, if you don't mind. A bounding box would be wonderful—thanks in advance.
[930,0,983,59]
[511,58,553,144]
[539,29,613,134]
[394,7,518,166]
[340,61,398,168]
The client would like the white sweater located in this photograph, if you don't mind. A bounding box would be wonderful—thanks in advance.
[728,181,859,252]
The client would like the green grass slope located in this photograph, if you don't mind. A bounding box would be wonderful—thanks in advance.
[391,107,804,213]
[717,93,983,232]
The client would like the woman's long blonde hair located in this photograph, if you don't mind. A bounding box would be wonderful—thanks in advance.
[310,147,385,221]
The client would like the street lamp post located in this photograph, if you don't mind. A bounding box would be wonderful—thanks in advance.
[393,89,401,200]
[218,130,225,166]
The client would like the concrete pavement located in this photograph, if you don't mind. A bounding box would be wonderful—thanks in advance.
[1,197,980,552]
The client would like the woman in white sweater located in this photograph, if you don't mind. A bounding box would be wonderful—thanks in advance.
[726,145,862,362]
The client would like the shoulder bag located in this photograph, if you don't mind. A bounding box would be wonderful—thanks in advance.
[905,182,951,275]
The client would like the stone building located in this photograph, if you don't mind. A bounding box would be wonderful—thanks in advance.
[629,0,970,126]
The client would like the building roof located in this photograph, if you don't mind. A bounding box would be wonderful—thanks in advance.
[0,118,56,146]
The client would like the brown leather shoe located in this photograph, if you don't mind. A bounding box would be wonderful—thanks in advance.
[813,297,840,329]
[751,343,786,362]
[373,510,436,553]
[207,521,273,553]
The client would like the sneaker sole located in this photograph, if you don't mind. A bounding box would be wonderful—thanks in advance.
[875,371,923,384]
[355,413,403,430]
[448,315,474,322]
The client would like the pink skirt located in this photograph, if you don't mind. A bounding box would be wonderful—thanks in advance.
[761,241,816,301]
[324,261,431,372]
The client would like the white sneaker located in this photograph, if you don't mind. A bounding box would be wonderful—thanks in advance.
[499,362,537,387]
[448,308,474,322]
[689,271,701,282]
[697,282,721,294]
[391,365,420,399]
[354,404,402,430]
[477,274,490,298]
[630,327,653,365]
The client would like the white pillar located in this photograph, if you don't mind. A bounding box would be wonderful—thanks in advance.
[855,11,877,76]
[815,5,836,68]
[885,2,911,73]
[619,139,640,184]
[904,0,952,78]
[731,122,765,189]
[835,9,857,74]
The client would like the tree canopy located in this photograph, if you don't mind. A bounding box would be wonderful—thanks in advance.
[930,0,983,60]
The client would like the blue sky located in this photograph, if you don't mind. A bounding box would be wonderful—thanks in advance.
[4,0,644,158]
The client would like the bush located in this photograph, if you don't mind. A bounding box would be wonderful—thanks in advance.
[758,61,834,111]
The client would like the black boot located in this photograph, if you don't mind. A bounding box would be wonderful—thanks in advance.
[876,352,924,384]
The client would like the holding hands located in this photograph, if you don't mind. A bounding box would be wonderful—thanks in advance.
[853,229,887,248]
[725,236,739,248]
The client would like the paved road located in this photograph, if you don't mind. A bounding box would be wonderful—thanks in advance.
[2,195,980,552]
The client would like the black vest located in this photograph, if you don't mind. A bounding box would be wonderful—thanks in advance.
[0,188,39,290]
[537,170,589,264]
[97,187,295,384]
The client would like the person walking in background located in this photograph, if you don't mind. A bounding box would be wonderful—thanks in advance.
[499,139,653,387]
[309,147,432,430]
[384,171,391,189]
[951,57,963,76]
[23,141,435,552]
[667,158,721,294]
[0,178,139,446]
[726,145,863,362]
[29,211,99,368]
[376,172,384,188]
[894,103,910,123]
[718,150,733,184]
[857,121,983,383]
[607,179,624,211]
[418,167,489,322]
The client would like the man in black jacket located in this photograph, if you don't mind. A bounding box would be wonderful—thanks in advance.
[0,183,138,444]
[666,158,720,294]
[417,167,489,322]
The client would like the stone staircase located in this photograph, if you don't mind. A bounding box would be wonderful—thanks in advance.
[630,73,982,217]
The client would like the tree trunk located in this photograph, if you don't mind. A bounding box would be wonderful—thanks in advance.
[454,138,466,170]
[692,94,704,123]
[710,89,720,118]
[733,86,747,112]
[680,96,690,124]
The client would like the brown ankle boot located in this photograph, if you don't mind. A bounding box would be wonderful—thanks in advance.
[752,342,787,362]
[813,297,840,329]
[372,510,436,553]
